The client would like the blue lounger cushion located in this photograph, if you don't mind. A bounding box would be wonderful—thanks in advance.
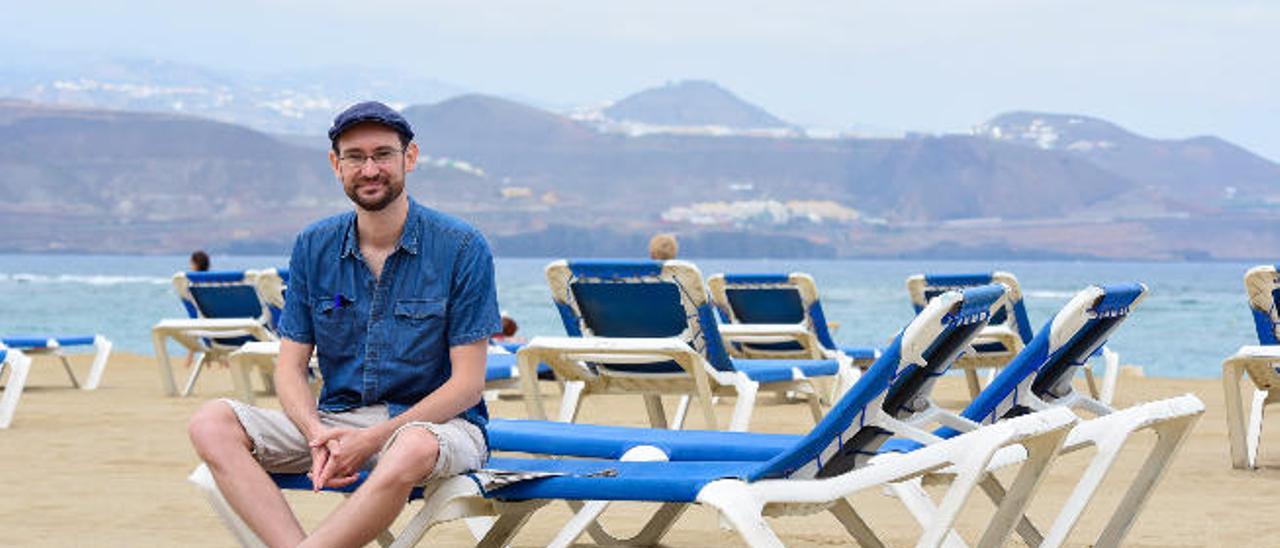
[271,472,427,500]
[839,346,879,361]
[488,418,799,461]
[486,353,517,381]
[730,358,839,383]
[480,457,760,502]
[484,353,553,381]
[2,335,97,349]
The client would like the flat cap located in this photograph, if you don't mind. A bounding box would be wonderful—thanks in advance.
[328,101,414,144]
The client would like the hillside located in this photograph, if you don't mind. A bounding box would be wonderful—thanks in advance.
[4,97,1280,260]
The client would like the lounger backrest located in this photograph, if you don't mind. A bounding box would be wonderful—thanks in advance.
[747,284,1006,481]
[1245,265,1280,345]
[947,283,1147,432]
[908,271,1034,345]
[255,268,289,331]
[545,259,736,373]
[707,272,840,353]
[173,270,273,348]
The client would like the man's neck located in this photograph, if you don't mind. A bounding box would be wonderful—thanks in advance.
[355,196,410,252]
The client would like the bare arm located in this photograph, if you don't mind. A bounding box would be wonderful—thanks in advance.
[276,338,322,438]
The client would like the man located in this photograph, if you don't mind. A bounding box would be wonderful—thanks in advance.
[188,101,500,547]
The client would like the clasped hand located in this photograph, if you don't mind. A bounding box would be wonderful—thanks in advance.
[307,427,380,491]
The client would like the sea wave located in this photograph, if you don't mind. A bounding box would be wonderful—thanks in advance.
[0,273,172,286]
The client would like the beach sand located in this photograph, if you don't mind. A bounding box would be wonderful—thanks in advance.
[2,352,1277,546]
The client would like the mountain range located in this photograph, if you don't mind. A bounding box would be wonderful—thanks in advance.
[2,62,1279,260]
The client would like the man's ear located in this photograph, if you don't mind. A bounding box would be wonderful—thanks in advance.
[404,142,420,173]
[328,149,341,178]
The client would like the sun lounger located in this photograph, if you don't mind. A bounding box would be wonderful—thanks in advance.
[881,283,1204,548]
[520,259,887,431]
[907,271,1122,404]
[192,281,1084,547]
[706,272,880,367]
[383,284,1075,548]
[1223,264,1280,469]
[0,344,32,429]
[1,334,113,390]
[151,269,281,397]
[489,283,1203,547]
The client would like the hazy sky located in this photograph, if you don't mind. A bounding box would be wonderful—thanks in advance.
[4,1,1278,160]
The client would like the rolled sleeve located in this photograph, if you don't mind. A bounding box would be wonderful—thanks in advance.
[446,232,502,348]
[276,234,315,344]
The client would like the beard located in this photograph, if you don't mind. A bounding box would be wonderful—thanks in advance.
[344,173,404,212]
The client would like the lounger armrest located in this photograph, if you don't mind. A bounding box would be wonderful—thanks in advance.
[717,324,827,359]
[975,324,1021,345]
[717,324,813,342]
[153,318,269,331]
[1227,344,1280,362]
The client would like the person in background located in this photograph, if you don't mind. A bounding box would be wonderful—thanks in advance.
[190,250,210,272]
[182,250,212,369]
[648,232,679,260]
[492,311,526,346]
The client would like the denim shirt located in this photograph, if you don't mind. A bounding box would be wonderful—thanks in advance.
[276,197,501,434]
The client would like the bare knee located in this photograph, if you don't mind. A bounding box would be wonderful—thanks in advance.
[371,427,440,488]
[188,400,250,462]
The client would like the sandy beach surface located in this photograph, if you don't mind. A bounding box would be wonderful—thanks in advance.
[2,352,1278,546]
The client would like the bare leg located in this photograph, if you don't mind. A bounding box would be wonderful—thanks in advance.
[188,400,306,547]
[300,427,440,547]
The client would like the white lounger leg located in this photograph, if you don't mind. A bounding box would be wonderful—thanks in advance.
[82,335,113,390]
[551,445,672,547]
[152,330,180,396]
[670,395,692,429]
[1098,347,1120,406]
[728,377,760,432]
[1090,408,1201,548]
[0,351,32,429]
[182,354,209,397]
[1247,389,1271,469]
[556,381,585,423]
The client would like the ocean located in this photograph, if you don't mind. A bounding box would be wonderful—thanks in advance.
[0,254,1258,379]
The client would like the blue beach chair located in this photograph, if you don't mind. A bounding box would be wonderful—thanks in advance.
[907,271,1122,403]
[1223,264,1280,469]
[488,283,1204,548]
[882,283,1204,548]
[151,269,283,397]
[1,333,113,390]
[706,272,880,367]
[519,259,861,431]
[0,343,32,428]
[190,282,1082,547]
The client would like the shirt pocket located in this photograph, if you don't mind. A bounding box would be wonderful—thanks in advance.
[393,298,447,362]
[313,298,358,363]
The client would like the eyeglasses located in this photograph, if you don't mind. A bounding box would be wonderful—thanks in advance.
[338,147,405,168]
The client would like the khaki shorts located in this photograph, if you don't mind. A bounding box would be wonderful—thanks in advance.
[220,399,486,481]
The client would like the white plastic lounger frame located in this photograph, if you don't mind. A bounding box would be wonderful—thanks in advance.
[365,408,1078,548]
[1223,346,1280,469]
[889,285,1204,547]
[1,335,113,390]
[891,395,1203,548]
[151,269,280,397]
[0,345,33,429]
[1225,264,1280,469]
